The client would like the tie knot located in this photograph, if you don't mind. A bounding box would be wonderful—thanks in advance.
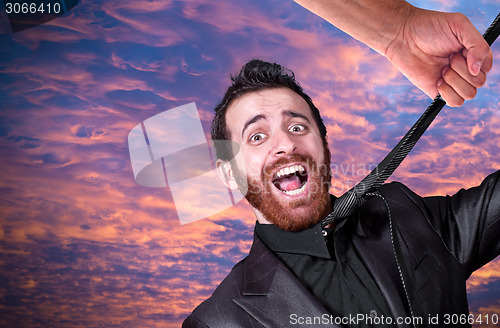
[321,190,368,228]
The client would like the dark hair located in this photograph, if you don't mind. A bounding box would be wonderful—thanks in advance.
[211,59,327,160]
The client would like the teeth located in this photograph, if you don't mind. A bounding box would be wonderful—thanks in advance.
[282,182,307,196]
[275,164,305,178]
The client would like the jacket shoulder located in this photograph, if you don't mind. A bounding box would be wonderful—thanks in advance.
[183,255,262,327]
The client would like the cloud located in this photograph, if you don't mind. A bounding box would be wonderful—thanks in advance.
[0,0,499,326]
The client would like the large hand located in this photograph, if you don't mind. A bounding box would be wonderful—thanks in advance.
[385,8,493,107]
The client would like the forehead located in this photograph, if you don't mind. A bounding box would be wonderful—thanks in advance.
[225,87,314,139]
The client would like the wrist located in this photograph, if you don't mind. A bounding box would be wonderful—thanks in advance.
[374,2,416,57]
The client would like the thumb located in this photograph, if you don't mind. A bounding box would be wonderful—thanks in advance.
[457,17,492,75]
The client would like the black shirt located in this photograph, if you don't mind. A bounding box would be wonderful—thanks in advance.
[255,213,394,327]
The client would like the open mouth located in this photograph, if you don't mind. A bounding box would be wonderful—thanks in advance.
[272,164,308,196]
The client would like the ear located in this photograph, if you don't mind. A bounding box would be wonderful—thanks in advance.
[216,159,240,191]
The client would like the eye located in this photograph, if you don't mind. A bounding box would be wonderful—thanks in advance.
[249,132,267,143]
[289,124,306,133]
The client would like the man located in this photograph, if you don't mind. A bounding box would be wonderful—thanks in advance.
[183,3,498,327]
[183,58,499,328]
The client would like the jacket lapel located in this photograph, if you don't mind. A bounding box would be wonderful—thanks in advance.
[234,236,343,328]
[352,196,411,326]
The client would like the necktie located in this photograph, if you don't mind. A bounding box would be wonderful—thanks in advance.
[322,13,500,228]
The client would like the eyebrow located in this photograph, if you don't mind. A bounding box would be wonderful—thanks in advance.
[241,114,266,138]
[283,110,311,123]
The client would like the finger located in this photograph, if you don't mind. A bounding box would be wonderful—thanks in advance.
[466,46,492,76]
[437,79,464,107]
[450,53,487,88]
[462,47,494,75]
[441,65,477,101]
[455,14,493,75]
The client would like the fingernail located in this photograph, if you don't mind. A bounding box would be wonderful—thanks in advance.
[472,61,482,75]
[437,79,444,87]
[441,66,449,75]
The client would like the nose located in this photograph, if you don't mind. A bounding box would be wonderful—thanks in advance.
[272,130,296,157]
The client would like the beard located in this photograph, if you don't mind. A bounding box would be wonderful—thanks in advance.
[237,143,332,232]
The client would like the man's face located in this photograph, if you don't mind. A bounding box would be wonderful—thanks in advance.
[223,87,331,231]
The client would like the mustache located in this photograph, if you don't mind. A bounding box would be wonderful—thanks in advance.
[261,154,315,179]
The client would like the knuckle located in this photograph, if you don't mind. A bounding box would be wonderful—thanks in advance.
[482,52,494,73]
[475,74,487,88]
[442,68,452,80]
[463,88,477,100]
[450,54,463,68]
[444,94,463,107]
[449,100,464,107]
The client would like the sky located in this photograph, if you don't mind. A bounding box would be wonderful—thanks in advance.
[0,0,499,327]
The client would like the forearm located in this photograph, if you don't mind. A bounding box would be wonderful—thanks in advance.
[424,170,500,274]
[294,0,493,104]
[293,0,415,56]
